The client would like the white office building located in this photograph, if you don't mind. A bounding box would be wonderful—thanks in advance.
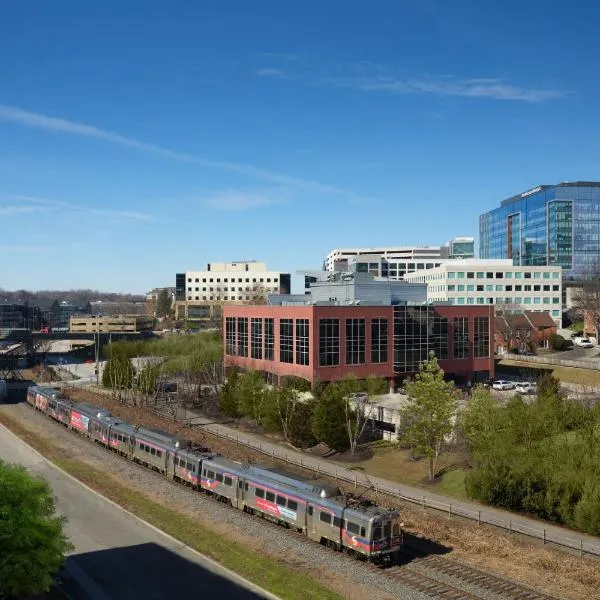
[404,259,563,326]
[175,261,290,321]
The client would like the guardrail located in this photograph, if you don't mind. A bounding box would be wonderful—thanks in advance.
[188,417,600,558]
[502,352,600,371]
[67,384,600,558]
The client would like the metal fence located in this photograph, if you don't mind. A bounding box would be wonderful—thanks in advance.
[503,352,600,371]
[68,384,600,559]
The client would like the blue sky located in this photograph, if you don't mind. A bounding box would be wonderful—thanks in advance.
[1,1,599,293]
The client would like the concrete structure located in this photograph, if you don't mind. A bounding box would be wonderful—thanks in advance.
[448,237,475,260]
[404,259,563,326]
[479,181,600,283]
[69,315,154,333]
[174,261,291,322]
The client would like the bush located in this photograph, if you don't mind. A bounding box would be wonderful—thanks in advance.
[549,333,566,351]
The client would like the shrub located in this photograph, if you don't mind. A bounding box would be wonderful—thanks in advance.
[549,333,566,351]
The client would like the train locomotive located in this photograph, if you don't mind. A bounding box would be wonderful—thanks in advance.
[26,385,403,564]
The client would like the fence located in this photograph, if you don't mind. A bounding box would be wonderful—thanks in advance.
[187,416,600,559]
[503,352,600,371]
[66,383,600,559]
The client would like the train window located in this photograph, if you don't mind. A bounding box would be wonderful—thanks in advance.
[187,462,193,471]
[383,523,391,538]
[255,488,264,498]
[265,492,275,502]
[150,448,156,456]
[224,476,233,486]
[238,480,244,489]
[156,450,162,458]
[203,469,207,476]
[276,495,286,506]
[245,483,249,491]
[333,517,341,527]
[319,512,332,524]
[346,521,360,535]
[215,473,224,483]
[393,524,400,536]
[361,527,366,537]
[287,500,298,511]
[207,470,215,479]
[373,525,382,540]
[308,506,313,515]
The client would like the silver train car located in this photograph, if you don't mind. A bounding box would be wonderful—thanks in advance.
[25,385,403,564]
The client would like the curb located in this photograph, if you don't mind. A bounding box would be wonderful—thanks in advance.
[0,420,282,600]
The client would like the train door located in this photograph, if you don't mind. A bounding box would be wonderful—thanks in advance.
[236,478,245,509]
[306,504,317,541]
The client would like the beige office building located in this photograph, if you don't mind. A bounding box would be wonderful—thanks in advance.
[69,315,155,333]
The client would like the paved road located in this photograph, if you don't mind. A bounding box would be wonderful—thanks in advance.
[0,422,275,600]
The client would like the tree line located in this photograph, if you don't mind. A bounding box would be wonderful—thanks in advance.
[462,375,600,535]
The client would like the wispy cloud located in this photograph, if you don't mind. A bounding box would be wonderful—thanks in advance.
[0,104,366,201]
[201,188,286,211]
[331,75,569,102]
[0,205,40,216]
[256,68,283,77]
[6,194,154,221]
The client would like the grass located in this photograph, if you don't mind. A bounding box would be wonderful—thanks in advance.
[0,411,342,600]
[500,358,600,387]
[337,445,469,500]
[567,321,584,332]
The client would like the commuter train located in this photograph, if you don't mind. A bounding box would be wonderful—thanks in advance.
[26,385,403,564]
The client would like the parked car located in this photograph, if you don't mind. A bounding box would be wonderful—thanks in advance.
[492,380,515,391]
[574,337,594,348]
[571,332,584,339]
[515,381,536,395]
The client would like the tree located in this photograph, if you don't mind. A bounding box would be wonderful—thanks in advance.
[311,384,350,451]
[461,385,503,457]
[401,353,457,480]
[102,352,134,391]
[289,400,317,448]
[219,369,240,417]
[573,268,600,338]
[155,289,172,319]
[274,386,300,442]
[549,333,566,351]
[0,460,73,597]
[237,370,267,425]
[137,363,160,396]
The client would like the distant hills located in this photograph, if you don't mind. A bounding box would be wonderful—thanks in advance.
[0,289,145,304]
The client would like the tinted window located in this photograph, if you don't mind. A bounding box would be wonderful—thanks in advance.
[207,470,215,479]
[276,495,286,506]
[288,500,298,511]
[333,516,342,528]
[224,476,233,486]
[266,492,275,502]
[320,512,332,524]
[215,473,224,483]
[150,448,156,456]
[308,506,313,515]
[255,488,264,498]
[187,462,193,471]
[373,525,382,539]
[156,450,162,458]
[361,527,366,537]
[346,521,360,535]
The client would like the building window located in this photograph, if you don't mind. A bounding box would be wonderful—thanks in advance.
[280,319,294,363]
[296,319,309,366]
[453,317,469,359]
[319,319,339,366]
[371,318,388,363]
[265,318,274,360]
[225,317,236,355]
[237,317,248,357]
[346,319,365,365]
[473,316,489,358]
[251,318,263,360]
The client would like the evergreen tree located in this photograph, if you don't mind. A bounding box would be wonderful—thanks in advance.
[311,384,350,451]
[401,353,457,480]
[0,460,73,597]
[219,369,240,417]
[155,289,172,318]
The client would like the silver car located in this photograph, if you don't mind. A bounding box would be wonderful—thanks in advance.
[492,380,515,391]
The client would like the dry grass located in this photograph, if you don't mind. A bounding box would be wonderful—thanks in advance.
[500,358,600,387]
[63,387,600,600]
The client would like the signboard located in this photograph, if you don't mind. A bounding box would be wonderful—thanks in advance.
[70,411,90,432]
[521,186,542,198]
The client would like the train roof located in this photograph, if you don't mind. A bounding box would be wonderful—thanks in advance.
[30,385,62,399]
[134,426,190,449]
[111,421,137,436]
[72,402,111,419]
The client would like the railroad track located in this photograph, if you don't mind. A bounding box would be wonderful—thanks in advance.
[404,554,559,600]
[25,403,561,600]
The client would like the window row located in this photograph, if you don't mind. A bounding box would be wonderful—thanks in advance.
[319,318,389,367]
[203,469,233,487]
[317,510,365,536]
[187,277,278,283]
[449,297,560,305]
[447,284,560,292]
[175,457,197,472]
[138,442,163,458]
[254,487,299,511]
[447,271,559,280]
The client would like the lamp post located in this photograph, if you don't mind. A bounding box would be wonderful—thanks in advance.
[95,319,100,386]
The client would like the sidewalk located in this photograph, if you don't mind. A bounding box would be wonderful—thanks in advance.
[178,405,600,557]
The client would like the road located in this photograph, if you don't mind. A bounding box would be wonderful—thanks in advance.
[0,421,275,600]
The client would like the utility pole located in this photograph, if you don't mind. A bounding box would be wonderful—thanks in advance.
[95,319,100,386]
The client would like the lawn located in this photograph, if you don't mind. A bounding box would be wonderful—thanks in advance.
[0,411,341,600]
[335,443,469,500]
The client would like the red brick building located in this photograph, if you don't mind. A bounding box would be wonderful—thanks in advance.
[223,304,494,388]
[494,310,557,353]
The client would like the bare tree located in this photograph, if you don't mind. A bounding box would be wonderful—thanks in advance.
[344,392,376,456]
[246,284,269,305]
[573,267,600,338]
[275,386,300,442]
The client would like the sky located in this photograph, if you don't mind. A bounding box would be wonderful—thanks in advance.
[1,1,599,293]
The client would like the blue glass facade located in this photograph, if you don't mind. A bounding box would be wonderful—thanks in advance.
[480,182,600,281]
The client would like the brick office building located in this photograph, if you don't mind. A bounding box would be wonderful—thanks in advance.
[223,303,494,388]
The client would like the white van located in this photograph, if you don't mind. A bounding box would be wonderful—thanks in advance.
[575,337,594,348]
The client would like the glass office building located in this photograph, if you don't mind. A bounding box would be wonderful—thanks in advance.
[479,182,600,281]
